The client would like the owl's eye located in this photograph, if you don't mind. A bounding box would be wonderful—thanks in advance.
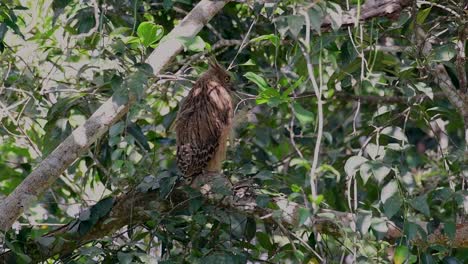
[224,76,230,82]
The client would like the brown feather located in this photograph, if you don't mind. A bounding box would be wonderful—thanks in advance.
[175,62,234,181]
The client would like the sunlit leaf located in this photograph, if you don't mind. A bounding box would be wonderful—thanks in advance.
[293,102,314,125]
[381,126,408,142]
[137,22,164,47]
[393,245,410,264]
[244,72,270,91]
[344,156,367,177]
[356,210,372,235]
[327,2,342,30]
[431,44,456,62]
[250,34,279,47]
[381,180,398,203]
[177,36,206,52]
[413,82,433,100]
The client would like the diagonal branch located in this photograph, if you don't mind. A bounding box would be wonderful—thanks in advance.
[0,0,416,233]
[0,0,229,232]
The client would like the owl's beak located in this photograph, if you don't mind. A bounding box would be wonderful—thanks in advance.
[228,74,238,91]
[227,82,235,91]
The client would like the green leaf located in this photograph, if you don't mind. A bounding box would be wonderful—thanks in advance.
[137,22,164,47]
[282,76,305,98]
[307,5,324,33]
[294,250,305,262]
[118,252,133,264]
[35,236,55,247]
[293,102,314,125]
[421,253,437,264]
[327,2,342,31]
[431,44,456,62]
[319,164,341,182]
[177,36,206,52]
[244,217,256,242]
[256,87,282,106]
[413,82,433,100]
[239,59,256,66]
[286,15,304,37]
[344,156,368,177]
[365,143,385,160]
[371,217,388,234]
[381,126,408,142]
[244,72,270,91]
[229,214,247,239]
[381,180,398,203]
[404,221,426,241]
[90,197,114,220]
[394,245,410,264]
[444,221,456,240]
[383,194,402,218]
[356,210,372,235]
[255,194,270,208]
[409,194,430,217]
[289,158,311,170]
[109,121,125,137]
[361,161,391,184]
[256,232,274,250]
[250,34,279,47]
[126,68,149,100]
[416,7,432,24]
[189,197,203,213]
[201,253,246,264]
[298,207,311,226]
[359,162,372,185]
[53,0,72,10]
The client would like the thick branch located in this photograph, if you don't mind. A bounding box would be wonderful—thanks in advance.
[0,0,229,232]
[433,65,468,163]
[1,173,467,262]
[322,0,412,28]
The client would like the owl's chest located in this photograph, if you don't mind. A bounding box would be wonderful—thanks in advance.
[205,87,233,125]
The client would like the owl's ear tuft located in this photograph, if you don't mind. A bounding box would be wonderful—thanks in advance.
[207,56,226,71]
[207,56,219,69]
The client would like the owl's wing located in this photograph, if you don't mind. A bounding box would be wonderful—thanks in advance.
[175,84,223,179]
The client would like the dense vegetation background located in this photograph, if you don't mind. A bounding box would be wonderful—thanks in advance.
[0,0,467,263]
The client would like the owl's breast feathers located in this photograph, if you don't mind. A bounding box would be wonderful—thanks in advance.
[175,79,233,180]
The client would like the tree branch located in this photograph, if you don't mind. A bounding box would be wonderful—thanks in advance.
[0,0,229,232]
[433,65,468,184]
[1,173,467,262]
[322,0,412,28]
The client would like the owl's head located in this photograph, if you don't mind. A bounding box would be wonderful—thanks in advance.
[207,58,234,91]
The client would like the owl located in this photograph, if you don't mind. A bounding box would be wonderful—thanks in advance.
[174,58,234,183]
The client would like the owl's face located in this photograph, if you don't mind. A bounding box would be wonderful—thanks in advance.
[208,59,235,91]
[215,70,234,91]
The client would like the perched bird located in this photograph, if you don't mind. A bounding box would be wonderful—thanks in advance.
[174,58,234,183]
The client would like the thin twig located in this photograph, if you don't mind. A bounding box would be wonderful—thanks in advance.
[228,18,257,70]
[299,10,323,210]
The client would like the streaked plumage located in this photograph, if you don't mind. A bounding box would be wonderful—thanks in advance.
[175,59,234,182]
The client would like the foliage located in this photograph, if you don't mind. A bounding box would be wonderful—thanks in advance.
[0,0,467,263]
